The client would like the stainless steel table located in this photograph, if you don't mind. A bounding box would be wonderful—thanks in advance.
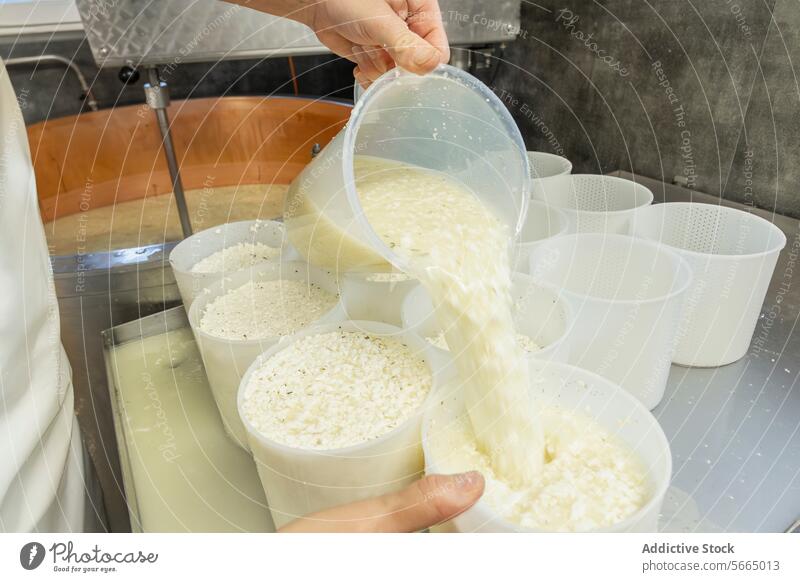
[612,172,799,533]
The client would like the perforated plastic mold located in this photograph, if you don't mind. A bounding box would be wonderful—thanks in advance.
[531,174,654,234]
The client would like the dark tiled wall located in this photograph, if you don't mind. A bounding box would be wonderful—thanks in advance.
[726,0,800,218]
[476,0,800,218]
[2,31,355,124]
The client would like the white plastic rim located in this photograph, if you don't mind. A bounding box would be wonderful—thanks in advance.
[340,270,417,327]
[631,202,787,367]
[529,234,691,409]
[353,82,364,104]
[187,261,346,448]
[344,65,531,270]
[532,174,654,234]
[237,320,441,529]
[400,273,574,366]
[527,151,573,180]
[285,64,531,274]
[513,200,570,272]
[422,359,672,532]
[169,220,288,309]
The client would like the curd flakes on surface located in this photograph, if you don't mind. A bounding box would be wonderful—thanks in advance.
[199,279,337,340]
[242,331,432,450]
[190,242,281,274]
[430,406,648,532]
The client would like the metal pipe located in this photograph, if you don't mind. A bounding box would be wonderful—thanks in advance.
[145,67,192,238]
[5,54,99,111]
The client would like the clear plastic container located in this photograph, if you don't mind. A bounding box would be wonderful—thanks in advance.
[531,174,654,234]
[187,261,346,448]
[169,220,290,308]
[284,64,530,274]
[529,234,691,409]
[513,200,570,272]
[401,274,573,367]
[237,320,440,529]
[422,359,672,532]
[527,151,572,179]
[340,270,417,327]
[631,202,787,367]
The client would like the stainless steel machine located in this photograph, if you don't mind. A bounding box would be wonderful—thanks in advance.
[76,0,521,66]
[59,0,524,532]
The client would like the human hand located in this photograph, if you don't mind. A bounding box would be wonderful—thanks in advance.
[231,1,450,87]
[278,472,484,532]
[305,0,450,87]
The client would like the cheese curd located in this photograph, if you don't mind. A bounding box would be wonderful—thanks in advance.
[199,279,337,340]
[241,331,432,449]
[190,242,281,274]
[430,407,648,531]
[353,156,546,485]
[426,331,541,353]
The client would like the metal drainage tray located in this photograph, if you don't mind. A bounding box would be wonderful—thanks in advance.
[102,307,274,533]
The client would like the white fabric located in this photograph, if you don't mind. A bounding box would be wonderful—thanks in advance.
[0,60,86,532]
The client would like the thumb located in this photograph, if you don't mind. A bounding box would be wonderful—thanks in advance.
[371,13,442,74]
[278,472,485,533]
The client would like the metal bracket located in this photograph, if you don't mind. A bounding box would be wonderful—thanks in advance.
[145,67,192,238]
[144,79,170,109]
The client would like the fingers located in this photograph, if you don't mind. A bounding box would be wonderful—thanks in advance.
[386,471,484,532]
[354,66,369,90]
[316,30,361,64]
[278,472,485,533]
[416,26,450,66]
[311,0,450,84]
[368,6,445,74]
[408,0,451,63]
[368,46,395,74]
[352,45,395,86]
